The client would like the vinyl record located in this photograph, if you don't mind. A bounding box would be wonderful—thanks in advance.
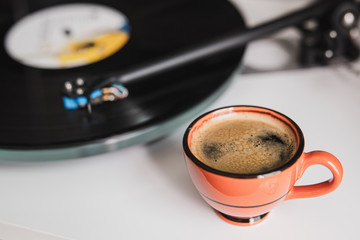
[0,0,246,160]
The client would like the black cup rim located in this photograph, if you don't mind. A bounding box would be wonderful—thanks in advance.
[183,105,305,179]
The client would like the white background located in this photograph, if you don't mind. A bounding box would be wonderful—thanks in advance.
[1,0,359,239]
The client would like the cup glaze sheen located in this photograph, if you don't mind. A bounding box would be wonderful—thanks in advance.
[183,106,343,226]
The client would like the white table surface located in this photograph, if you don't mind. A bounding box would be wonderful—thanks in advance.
[1,0,359,239]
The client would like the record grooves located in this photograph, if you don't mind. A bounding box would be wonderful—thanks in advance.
[0,0,246,157]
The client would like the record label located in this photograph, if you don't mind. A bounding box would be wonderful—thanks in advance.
[4,3,130,69]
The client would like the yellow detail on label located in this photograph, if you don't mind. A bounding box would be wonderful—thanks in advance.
[58,31,129,66]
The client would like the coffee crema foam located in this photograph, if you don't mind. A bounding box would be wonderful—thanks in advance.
[190,112,298,174]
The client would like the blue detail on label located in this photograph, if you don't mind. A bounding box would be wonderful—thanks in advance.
[120,23,130,33]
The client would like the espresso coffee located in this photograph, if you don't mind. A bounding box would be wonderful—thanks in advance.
[190,112,298,174]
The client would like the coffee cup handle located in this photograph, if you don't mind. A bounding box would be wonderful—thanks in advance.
[286,151,343,200]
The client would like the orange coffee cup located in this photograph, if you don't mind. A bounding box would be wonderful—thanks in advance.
[183,106,343,226]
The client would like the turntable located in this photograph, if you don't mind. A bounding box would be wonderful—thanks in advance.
[0,0,359,160]
[0,0,360,239]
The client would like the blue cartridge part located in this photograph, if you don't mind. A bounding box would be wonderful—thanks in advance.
[63,97,78,110]
[77,96,88,106]
[90,89,102,99]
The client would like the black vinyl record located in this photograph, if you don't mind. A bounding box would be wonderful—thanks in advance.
[0,0,246,152]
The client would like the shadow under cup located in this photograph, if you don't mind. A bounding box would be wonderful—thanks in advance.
[183,106,343,226]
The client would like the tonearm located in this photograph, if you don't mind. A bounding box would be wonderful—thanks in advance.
[63,0,360,111]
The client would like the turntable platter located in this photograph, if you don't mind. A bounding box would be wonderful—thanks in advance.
[0,0,245,160]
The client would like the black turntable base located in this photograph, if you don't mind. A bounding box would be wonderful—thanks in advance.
[0,0,245,160]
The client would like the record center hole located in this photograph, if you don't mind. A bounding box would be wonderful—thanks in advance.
[63,28,71,37]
